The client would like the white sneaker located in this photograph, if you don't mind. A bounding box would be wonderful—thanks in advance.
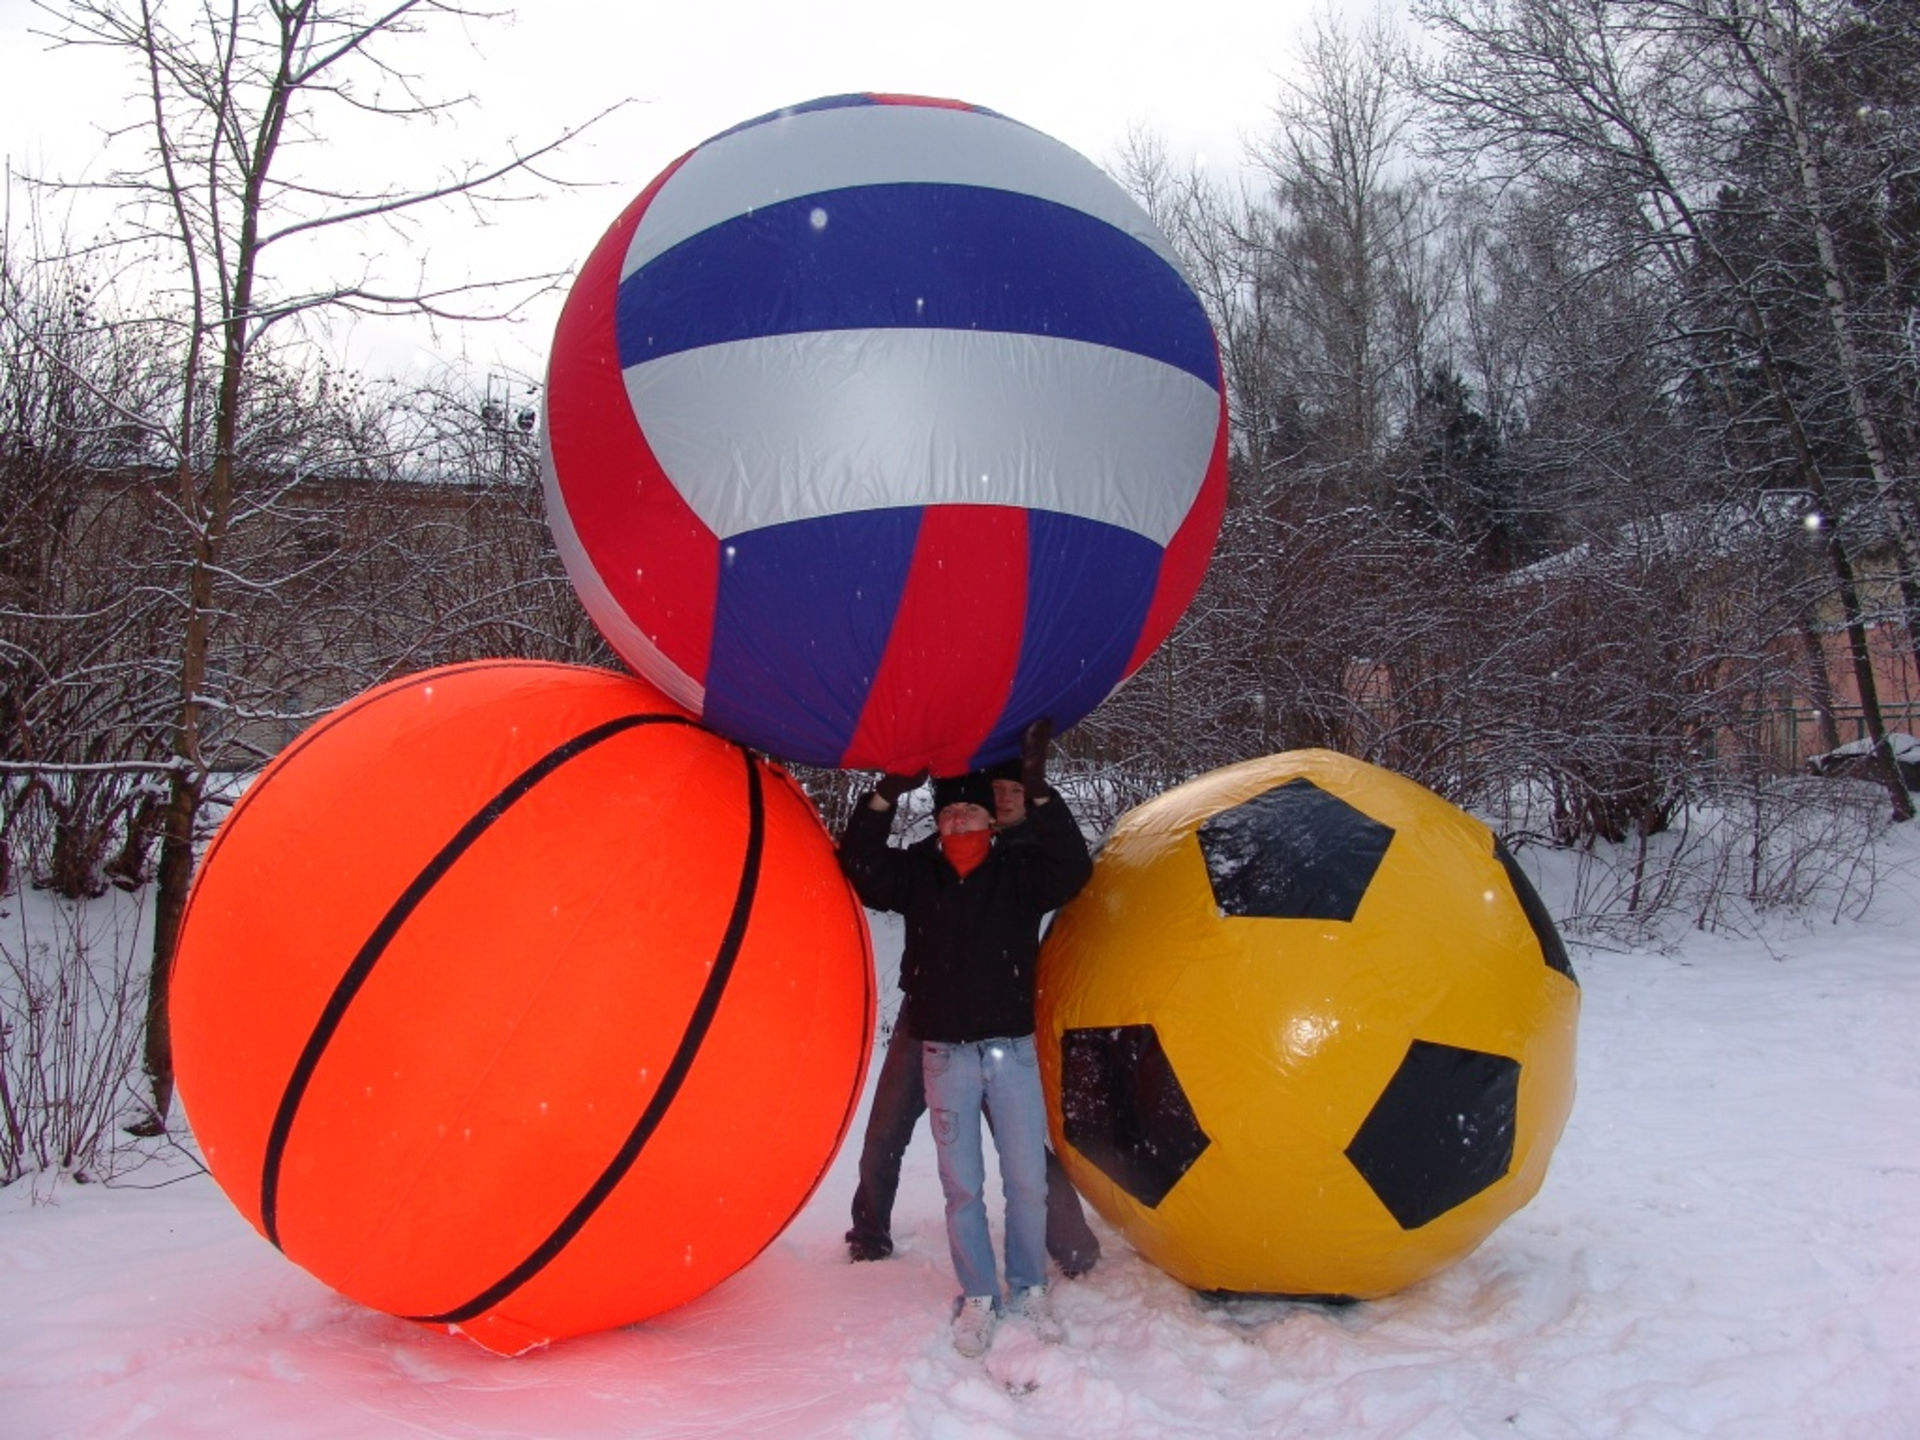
[951,1295,997,1357]
[1010,1284,1064,1343]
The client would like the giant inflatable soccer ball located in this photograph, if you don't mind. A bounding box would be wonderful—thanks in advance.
[543,93,1228,776]
[1037,751,1579,1299]
[171,662,874,1355]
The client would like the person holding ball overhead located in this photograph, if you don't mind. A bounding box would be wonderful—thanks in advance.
[838,720,1093,1357]
[841,759,1101,1277]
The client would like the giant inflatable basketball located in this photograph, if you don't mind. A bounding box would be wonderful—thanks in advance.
[171,662,874,1355]
[543,94,1228,776]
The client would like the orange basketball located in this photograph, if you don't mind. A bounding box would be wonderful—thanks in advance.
[171,661,874,1355]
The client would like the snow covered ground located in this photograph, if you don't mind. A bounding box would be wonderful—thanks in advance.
[4,845,1918,1439]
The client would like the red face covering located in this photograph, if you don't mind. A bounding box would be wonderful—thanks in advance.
[939,829,992,877]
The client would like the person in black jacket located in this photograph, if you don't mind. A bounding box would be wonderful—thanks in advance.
[842,763,1101,1275]
[838,721,1092,1357]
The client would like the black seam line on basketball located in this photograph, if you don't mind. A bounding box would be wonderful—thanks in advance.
[258,710,697,1251]
[409,747,767,1327]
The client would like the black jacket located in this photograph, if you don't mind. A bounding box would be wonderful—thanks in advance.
[838,792,1093,1044]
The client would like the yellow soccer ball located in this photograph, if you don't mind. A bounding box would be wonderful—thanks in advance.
[1038,750,1579,1299]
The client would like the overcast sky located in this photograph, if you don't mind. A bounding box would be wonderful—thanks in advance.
[0,0,1348,384]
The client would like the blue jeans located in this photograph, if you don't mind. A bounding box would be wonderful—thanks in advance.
[923,1035,1049,1301]
[848,1022,1101,1273]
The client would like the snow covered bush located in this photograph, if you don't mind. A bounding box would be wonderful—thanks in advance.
[0,886,152,1186]
[1505,775,1899,943]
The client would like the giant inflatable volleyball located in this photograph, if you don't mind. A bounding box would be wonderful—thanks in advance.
[543,94,1228,776]
[171,662,874,1355]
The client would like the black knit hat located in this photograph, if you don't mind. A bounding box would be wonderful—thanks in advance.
[931,770,997,815]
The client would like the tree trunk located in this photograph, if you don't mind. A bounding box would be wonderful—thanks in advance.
[130,770,198,1134]
[1823,528,1914,819]
[1742,0,1920,692]
[1797,617,1842,755]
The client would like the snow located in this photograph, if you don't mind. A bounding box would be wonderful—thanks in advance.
[5,857,1920,1439]
[1809,732,1920,768]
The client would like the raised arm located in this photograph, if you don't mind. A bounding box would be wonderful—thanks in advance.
[836,771,926,913]
[1002,721,1092,911]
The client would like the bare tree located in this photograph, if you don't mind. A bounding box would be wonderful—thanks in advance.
[1,223,180,903]
[1410,0,1915,818]
[1251,8,1443,503]
[1087,6,1890,898]
[1096,16,1471,792]
[20,0,610,1130]
[1701,0,1920,681]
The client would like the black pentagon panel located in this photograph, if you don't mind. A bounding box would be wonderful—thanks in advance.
[1060,1024,1211,1209]
[1198,778,1395,922]
[1344,1040,1519,1230]
[1493,839,1577,986]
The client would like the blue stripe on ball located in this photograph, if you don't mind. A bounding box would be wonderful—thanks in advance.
[615,183,1218,388]
[702,509,923,767]
[969,513,1161,769]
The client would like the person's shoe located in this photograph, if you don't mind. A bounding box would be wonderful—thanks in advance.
[1053,1249,1098,1279]
[1048,1230,1100,1277]
[951,1295,998,1357]
[1009,1284,1064,1343]
[845,1232,893,1262]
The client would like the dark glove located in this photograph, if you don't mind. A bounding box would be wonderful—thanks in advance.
[873,769,927,807]
[1020,718,1053,801]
